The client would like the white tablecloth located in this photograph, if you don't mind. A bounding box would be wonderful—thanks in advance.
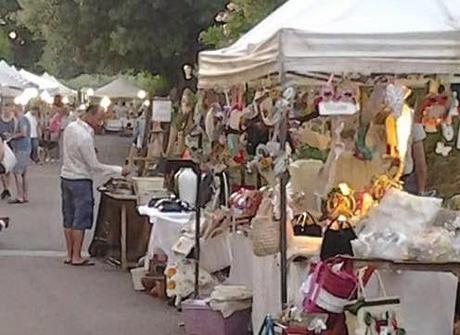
[367,271,457,334]
[138,206,194,269]
[224,233,310,332]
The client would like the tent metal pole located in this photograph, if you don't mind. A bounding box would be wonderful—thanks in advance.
[194,165,201,298]
[278,34,288,309]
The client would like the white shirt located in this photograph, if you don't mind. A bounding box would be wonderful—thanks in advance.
[404,123,427,175]
[25,111,38,138]
[61,119,122,180]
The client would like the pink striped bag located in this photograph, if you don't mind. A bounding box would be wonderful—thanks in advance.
[303,257,357,314]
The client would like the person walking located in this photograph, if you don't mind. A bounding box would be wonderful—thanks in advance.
[25,106,40,164]
[0,105,16,200]
[61,105,130,266]
[9,106,31,204]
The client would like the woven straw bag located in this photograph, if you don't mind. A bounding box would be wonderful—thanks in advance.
[251,195,279,257]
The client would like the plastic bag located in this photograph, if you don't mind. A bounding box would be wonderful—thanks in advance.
[352,230,409,260]
[407,228,455,262]
[360,189,442,236]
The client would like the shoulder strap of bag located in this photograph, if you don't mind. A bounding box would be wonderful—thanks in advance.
[357,266,387,300]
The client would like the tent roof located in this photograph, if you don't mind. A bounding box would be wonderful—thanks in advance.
[94,77,143,99]
[19,69,56,90]
[42,73,77,96]
[0,60,30,89]
[198,0,460,88]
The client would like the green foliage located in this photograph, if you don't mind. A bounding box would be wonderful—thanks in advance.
[130,71,170,97]
[17,0,226,88]
[0,30,12,60]
[200,0,286,48]
[0,0,44,70]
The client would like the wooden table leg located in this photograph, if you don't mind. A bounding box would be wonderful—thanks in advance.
[121,203,128,271]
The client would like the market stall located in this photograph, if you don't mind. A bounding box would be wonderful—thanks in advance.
[94,77,145,132]
[195,0,460,333]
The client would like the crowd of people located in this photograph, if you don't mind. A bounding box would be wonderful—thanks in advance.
[0,95,73,204]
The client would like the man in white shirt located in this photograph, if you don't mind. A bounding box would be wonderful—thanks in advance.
[61,105,129,266]
[25,106,40,163]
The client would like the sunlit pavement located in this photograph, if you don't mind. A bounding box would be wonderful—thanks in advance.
[0,135,183,335]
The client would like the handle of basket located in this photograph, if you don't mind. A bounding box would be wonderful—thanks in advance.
[206,227,226,240]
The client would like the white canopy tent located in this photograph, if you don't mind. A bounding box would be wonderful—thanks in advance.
[198,0,460,88]
[94,77,143,99]
[198,1,460,333]
[41,72,77,97]
[0,60,30,89]
[19,69,56,90]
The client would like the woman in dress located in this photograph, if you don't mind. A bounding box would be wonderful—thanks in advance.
[9,105,31,204]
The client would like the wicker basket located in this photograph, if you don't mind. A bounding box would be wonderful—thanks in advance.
[251,215,280,257]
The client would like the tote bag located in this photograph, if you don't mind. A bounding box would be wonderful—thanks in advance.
[2,141,16,173]
[345,268,406,335]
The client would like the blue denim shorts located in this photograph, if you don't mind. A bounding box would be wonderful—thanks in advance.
[61,178,94,230]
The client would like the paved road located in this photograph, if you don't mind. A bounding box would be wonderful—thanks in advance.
[0,135,183,335]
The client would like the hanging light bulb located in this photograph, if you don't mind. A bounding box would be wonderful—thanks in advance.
[62,96,70,105]
[86,88,94,97]
[8,31,17,40]
[137,90,147,100]
[100,96,111,110]
[40,91,54,104]
[23,87,39,99]
[143,100,151,107]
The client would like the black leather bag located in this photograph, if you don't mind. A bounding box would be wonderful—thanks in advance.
[153,198,193,212]
[292,212,322,237]
[320,219,357,261]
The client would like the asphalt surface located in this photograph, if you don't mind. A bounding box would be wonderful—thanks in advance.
[0,134,183,335]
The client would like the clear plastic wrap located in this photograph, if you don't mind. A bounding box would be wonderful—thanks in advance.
[352,229,409,260]
[407,228,455,262]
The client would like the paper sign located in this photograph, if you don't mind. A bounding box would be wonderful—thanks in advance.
[152,98,172,122]
[319,101,358,116]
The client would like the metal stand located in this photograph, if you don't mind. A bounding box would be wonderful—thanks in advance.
[193,164,201,298]
[279,61,289,308]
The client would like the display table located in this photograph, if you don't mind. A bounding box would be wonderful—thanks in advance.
[138,205,195,269]
[89,191,151,270]
[347,256,460,274]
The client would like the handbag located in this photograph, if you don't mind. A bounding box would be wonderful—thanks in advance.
[1,140,16,173]
[320,219,357,261]
[345,268,406,335]
[200,227,233,273]
[293,212,322,237]
[304,257,357,314]
[229,188,263,219]
[251,194,280,257]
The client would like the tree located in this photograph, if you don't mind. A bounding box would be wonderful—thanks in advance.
[18,0,226,89]
[0,30,12,60]
[200,0,286,48]
[0,0,43,70]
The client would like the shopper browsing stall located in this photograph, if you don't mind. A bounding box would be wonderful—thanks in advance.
[61,105,130,266]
